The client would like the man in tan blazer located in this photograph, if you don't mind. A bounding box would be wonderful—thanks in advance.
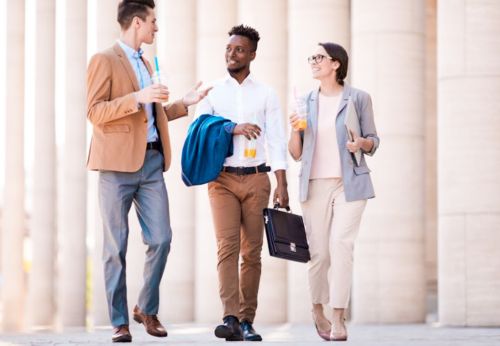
[86,0,210,342]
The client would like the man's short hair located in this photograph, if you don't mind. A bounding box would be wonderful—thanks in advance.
[117,0,155,30]
[228,24,260,52]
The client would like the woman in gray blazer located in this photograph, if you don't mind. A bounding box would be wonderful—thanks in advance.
[288,42,379,341]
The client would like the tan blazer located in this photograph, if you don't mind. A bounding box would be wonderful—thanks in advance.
[86,43,187,172]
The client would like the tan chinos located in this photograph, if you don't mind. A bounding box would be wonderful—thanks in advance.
[208,171,271,323]
[301,178,366,308]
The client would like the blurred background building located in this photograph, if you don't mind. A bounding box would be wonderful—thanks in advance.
[1,0,499,332]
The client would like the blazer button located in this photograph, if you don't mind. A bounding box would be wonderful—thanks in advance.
[144,118,147,123]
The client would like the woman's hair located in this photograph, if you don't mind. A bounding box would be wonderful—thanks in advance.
[318,42,348,86]
[117,0,155,30]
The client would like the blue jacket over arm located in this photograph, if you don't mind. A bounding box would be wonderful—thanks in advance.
[181,114,235,186]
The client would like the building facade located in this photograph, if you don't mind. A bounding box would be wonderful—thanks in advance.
[1,0,499,331]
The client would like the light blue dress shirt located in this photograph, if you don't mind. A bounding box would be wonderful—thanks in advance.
[118,40,158,142]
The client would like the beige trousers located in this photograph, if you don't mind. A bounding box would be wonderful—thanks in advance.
[301,178,366,308]
[208,172,271,323]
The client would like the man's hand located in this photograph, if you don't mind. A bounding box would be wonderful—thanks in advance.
[233,123,261,140]
[135,84,169,104]
[182,81,213,107]
[273,170,289,208]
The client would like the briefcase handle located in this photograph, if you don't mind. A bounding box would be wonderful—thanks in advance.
[273,203,291,212]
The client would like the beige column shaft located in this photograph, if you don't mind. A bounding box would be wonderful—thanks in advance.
[424,0,437,312]
[195,0,236,323]
[88,0,120,327]
[156,0,196,323]
[438,0,500,327]
[95,0,120,49]
[237,0,288,323]
[59,0,88,327]
[1,0,26,332]
[29,0,56,328]
[351,0,426,323]
[287,0,350,323]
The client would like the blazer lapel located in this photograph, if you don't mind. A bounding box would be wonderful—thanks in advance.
[309,89,320,137]
[113,43,140,92]
[336,84,351,118]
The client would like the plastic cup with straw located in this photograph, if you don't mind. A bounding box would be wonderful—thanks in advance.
[293,86,308,131]
[152,56,163,85]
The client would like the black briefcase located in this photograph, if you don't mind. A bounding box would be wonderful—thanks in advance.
[263,205,310,263]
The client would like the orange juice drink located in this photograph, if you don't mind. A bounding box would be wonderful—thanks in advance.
[295,117,307,130]
[244,139,257,158]
[244,148,257,158]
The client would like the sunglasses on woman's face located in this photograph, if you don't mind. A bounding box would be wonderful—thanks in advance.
[307,54,334,65]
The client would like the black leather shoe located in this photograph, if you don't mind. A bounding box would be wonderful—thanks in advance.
[214,315,243,341]
[240,320,262,341]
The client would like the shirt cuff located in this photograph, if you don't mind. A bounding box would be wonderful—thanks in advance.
[224,122,237,134]
[270,160,288,172]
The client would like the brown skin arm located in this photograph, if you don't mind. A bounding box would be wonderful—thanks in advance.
[273,170,289,208]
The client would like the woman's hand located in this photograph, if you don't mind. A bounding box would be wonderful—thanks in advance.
[346,130,374,153]
[233,123,261,140]
[289,112,302,132]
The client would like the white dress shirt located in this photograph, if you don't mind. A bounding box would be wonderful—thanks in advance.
[195,73,287,172]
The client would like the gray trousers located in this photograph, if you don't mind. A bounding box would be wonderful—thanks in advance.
[99,149,172,327]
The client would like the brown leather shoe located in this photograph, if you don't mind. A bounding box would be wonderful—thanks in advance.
[133,305,168,337]
[112,325,132,343]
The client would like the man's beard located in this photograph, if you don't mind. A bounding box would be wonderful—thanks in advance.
[227,65,246,74]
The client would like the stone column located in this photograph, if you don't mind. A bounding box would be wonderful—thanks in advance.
[95,0,120,50]
[438,0,500,327]
[237,0,288,323]
[156,0,196,323]
[28,0,56,328]
[194,0,236,323]
[58,0,87,327]
[351,0,426,323]
[424,0,437,318]
[88,0,120,327]
[1,0,25,332]
[287,0,350,323]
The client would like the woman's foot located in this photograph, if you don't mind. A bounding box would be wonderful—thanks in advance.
[330,322,347,341]
[312,305,331,341]
[330,308,348,341]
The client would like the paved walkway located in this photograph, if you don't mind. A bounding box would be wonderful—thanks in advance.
[0,323,499,345]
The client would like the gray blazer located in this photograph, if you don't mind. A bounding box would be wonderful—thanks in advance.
[298,84,380,202]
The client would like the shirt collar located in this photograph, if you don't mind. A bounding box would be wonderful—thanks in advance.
[117,39,144,60]
[224,72,256,86]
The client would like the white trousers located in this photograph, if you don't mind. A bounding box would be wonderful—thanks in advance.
[301,178,367,308]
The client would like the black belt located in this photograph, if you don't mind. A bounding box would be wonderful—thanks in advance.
[223,164,271,176]
[146,141,161,151]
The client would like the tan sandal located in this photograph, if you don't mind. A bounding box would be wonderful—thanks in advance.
[312,311,332,341]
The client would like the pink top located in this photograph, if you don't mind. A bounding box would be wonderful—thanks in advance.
[309,92,343,179]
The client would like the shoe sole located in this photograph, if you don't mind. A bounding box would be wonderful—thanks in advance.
[243,335,263,341]
[112,335,132,343]
[214,326,233,339]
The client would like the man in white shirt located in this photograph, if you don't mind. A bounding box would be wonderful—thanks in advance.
[195,24,289,341]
